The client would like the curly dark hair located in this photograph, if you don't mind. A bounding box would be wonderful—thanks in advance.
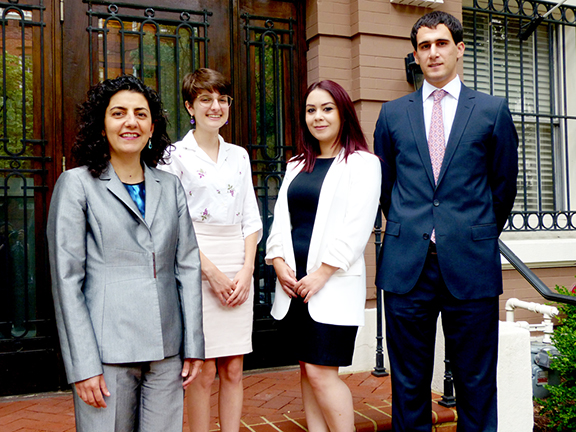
[72,75,172,177]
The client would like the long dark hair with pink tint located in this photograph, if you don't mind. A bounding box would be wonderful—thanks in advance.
[293,80,369,172]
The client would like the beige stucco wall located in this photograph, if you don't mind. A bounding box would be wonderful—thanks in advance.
[305,0,576,323]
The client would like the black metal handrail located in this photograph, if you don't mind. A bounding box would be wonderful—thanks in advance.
[499,239,576,306]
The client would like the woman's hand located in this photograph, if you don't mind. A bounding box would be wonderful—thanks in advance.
[201,251,235,306]
[228,231,259,307]
[229,265,253,307]
[206,268,235,306]
[182,358,204,389]
[272,258,297,298]
[294,263,338,303]
[74,374,110,408]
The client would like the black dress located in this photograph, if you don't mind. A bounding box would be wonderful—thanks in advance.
[283,157,358,367]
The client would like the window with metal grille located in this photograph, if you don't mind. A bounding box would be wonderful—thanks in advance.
[463,0,576,231]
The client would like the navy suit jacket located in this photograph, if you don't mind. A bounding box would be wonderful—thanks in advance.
[374,83,518,300]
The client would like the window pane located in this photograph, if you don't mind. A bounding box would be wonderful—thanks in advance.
[463,11,557,212]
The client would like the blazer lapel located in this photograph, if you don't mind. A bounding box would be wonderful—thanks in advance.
[306,150,347,271]
[144,164,161,227]
[407,89,436,188]
[437,84,476,186]
[103,164,145,224]
[102,163,158,229]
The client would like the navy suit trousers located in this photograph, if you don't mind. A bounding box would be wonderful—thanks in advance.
[384,247,499,432]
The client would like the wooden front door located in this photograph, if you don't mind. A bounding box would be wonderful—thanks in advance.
[60,0,307,372]
[1,0,305,396]
[0,0,63,396]
[1,0,306,396]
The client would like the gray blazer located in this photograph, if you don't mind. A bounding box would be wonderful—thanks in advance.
[47,163,204,384]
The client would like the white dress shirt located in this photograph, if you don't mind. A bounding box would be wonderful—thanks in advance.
[158,130,262,241]
[422,76,462,145]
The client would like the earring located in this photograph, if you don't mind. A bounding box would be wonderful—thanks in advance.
[225,120,229,125]
[148,138,152,149]
[190,117,195,125]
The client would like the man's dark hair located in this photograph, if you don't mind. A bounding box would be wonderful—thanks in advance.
[410,11,463,50]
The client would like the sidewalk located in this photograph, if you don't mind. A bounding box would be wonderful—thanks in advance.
[0,368,457,432]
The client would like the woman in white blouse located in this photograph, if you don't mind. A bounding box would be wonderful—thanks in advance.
[159,68,262,432]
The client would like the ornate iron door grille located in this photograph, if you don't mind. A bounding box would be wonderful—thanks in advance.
[0,0,56,396]
[84,0,211,139]
[242,13,298,343]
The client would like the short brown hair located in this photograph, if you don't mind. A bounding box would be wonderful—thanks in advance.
[181,68,231,107]
[410,11,463,50]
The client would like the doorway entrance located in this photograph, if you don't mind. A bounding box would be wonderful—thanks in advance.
[0,0,306,396]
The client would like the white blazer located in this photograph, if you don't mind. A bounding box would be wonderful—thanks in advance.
[265,150,381,326]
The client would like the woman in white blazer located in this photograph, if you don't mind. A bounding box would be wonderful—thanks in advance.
[47,75,204,432]
[265,80,381,432]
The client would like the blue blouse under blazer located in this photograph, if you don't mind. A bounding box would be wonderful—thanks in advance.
[47,163,204,384]
[265,150,381,326]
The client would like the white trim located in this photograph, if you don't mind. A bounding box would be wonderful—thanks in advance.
[500,236,576,268]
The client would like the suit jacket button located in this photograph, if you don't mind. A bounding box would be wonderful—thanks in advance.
[423,233,430,240]
[433,199,440,207]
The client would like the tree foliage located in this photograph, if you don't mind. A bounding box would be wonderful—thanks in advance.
[538,281,576,431]
[0,52,34,171]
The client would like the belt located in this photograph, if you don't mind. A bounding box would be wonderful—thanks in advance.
[428,242,437,255]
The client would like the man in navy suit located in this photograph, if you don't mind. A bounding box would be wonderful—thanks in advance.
[374,11,518,432]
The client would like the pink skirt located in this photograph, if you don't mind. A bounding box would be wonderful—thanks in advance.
[193,222,253,358]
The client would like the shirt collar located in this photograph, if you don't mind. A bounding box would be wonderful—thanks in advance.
[422,75,461,102]
[181,130,227,153]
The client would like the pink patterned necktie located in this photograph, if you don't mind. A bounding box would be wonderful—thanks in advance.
[429,89,447,184]
[428,89,447,243]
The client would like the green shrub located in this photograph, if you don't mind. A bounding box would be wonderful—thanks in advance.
[537,281,576,432]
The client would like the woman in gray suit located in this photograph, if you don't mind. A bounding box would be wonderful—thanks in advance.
[47,75,204,432]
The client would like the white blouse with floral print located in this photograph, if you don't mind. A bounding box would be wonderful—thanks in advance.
[159,130,262,241]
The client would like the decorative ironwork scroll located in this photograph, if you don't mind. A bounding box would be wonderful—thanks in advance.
[84,0,211,139]
[0,0,51,363]
[243,13,298,318]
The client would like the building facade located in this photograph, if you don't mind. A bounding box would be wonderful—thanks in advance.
[1,0,574,396]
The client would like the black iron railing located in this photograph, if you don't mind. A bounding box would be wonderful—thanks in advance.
[499,239,576,306]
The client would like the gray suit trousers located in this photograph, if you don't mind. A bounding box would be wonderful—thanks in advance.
[73,355,184,432]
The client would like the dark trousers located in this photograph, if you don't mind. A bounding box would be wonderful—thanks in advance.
[384,247,499,432]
